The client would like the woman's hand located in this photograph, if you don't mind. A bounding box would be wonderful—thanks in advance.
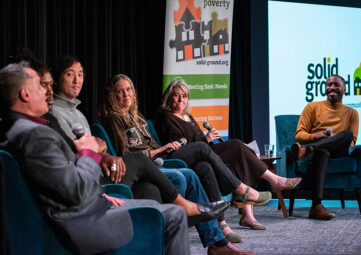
[163,141,182,152]
[205,129,221,143]
[148,141,182,158]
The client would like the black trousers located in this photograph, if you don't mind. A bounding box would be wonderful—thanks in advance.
[101,153,178,203]
[165,141,242,221]
[304,130,353,206]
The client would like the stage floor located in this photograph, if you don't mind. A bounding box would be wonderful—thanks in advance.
[189,199,361,254]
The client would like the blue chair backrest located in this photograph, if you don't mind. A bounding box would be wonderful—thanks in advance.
[103,184,134,199]
[0,150,70,255]
[91,123,117,156]
[275,115,300,153]
[146,119,162,146]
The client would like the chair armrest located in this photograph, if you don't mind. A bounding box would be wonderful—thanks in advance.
[350,145,361,154]
[276,146,297,178]
[102,184,133,199]
[276,147,289,177]
[163,159,188,168]
[112,207,164,254]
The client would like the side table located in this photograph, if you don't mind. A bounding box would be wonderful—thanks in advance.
[258,155,288,218]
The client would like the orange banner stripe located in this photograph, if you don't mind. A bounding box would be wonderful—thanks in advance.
[190,105,229,130]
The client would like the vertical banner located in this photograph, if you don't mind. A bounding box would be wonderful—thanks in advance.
[163,0,234,138]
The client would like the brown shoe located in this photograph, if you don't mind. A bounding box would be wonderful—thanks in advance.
[309,204,336,220]
[208,243,257,255]
[290,143,307,161]
[239,218,266,230]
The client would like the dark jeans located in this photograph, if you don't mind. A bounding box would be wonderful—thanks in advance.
[304,130,353,206]
[165,141,242,221]
[161,168,224,247]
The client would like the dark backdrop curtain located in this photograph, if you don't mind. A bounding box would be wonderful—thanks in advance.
[0,0,250,136]
[0,161,6,255]
[229,0,252,142]
[0,0,166,122]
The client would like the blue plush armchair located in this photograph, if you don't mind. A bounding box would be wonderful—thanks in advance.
[0,149,164,255]
[275,115,361,216]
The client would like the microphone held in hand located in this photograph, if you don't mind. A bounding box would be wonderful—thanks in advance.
[165,138,187,153]
[326,128,332,137]
[153,158,164,167]
[203,122,224,142]
[71,123,84,139]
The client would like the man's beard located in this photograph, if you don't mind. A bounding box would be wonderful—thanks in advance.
[327,92,341,103]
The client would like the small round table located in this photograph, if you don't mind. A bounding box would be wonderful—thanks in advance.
[258,155,288,217]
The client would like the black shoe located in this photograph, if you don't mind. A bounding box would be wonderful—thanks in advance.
[188,200,230,227]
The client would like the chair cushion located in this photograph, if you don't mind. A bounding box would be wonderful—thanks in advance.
[296,157,357,174]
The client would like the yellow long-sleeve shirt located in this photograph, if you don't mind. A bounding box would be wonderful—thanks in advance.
[295,100,359,146]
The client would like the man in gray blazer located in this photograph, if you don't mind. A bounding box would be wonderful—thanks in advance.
[0,62,190,254]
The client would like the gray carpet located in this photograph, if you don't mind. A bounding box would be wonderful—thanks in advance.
[189,205,361,255]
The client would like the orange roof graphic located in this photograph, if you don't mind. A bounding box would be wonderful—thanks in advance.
[173,0,201,24]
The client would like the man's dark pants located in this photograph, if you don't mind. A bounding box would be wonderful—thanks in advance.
[303,130,354,206]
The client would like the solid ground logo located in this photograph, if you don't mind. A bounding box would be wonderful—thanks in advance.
[354,63,361,95]
[169,0,230,62]
[304,57,361,102]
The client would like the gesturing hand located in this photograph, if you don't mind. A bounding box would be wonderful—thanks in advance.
[100,153,126,183]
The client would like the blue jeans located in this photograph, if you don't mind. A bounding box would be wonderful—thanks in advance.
[160,168,224,248]
[166,142,242,221]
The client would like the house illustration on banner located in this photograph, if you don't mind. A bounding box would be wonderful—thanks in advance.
[354,63,361,96]
[169,0,230,62]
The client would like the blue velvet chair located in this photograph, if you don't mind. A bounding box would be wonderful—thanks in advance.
[0,149,164,255]
[91,123,187,168]
[275,115,361,216]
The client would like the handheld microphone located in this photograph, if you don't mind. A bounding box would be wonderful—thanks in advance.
[165,138,187,153]
[71,123,84,139]
[153,158,164,167]
[326,128,332,137]
[203,122,224,142]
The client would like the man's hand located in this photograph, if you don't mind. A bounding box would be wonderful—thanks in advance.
[205,129,221,143]
[100,153,126,183]
[73,133,99,152]
[96,137,107,153]
[103,193,125,207]
[314,131,328,141]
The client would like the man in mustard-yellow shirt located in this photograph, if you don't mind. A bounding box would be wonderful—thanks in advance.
[291,75,359,220]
